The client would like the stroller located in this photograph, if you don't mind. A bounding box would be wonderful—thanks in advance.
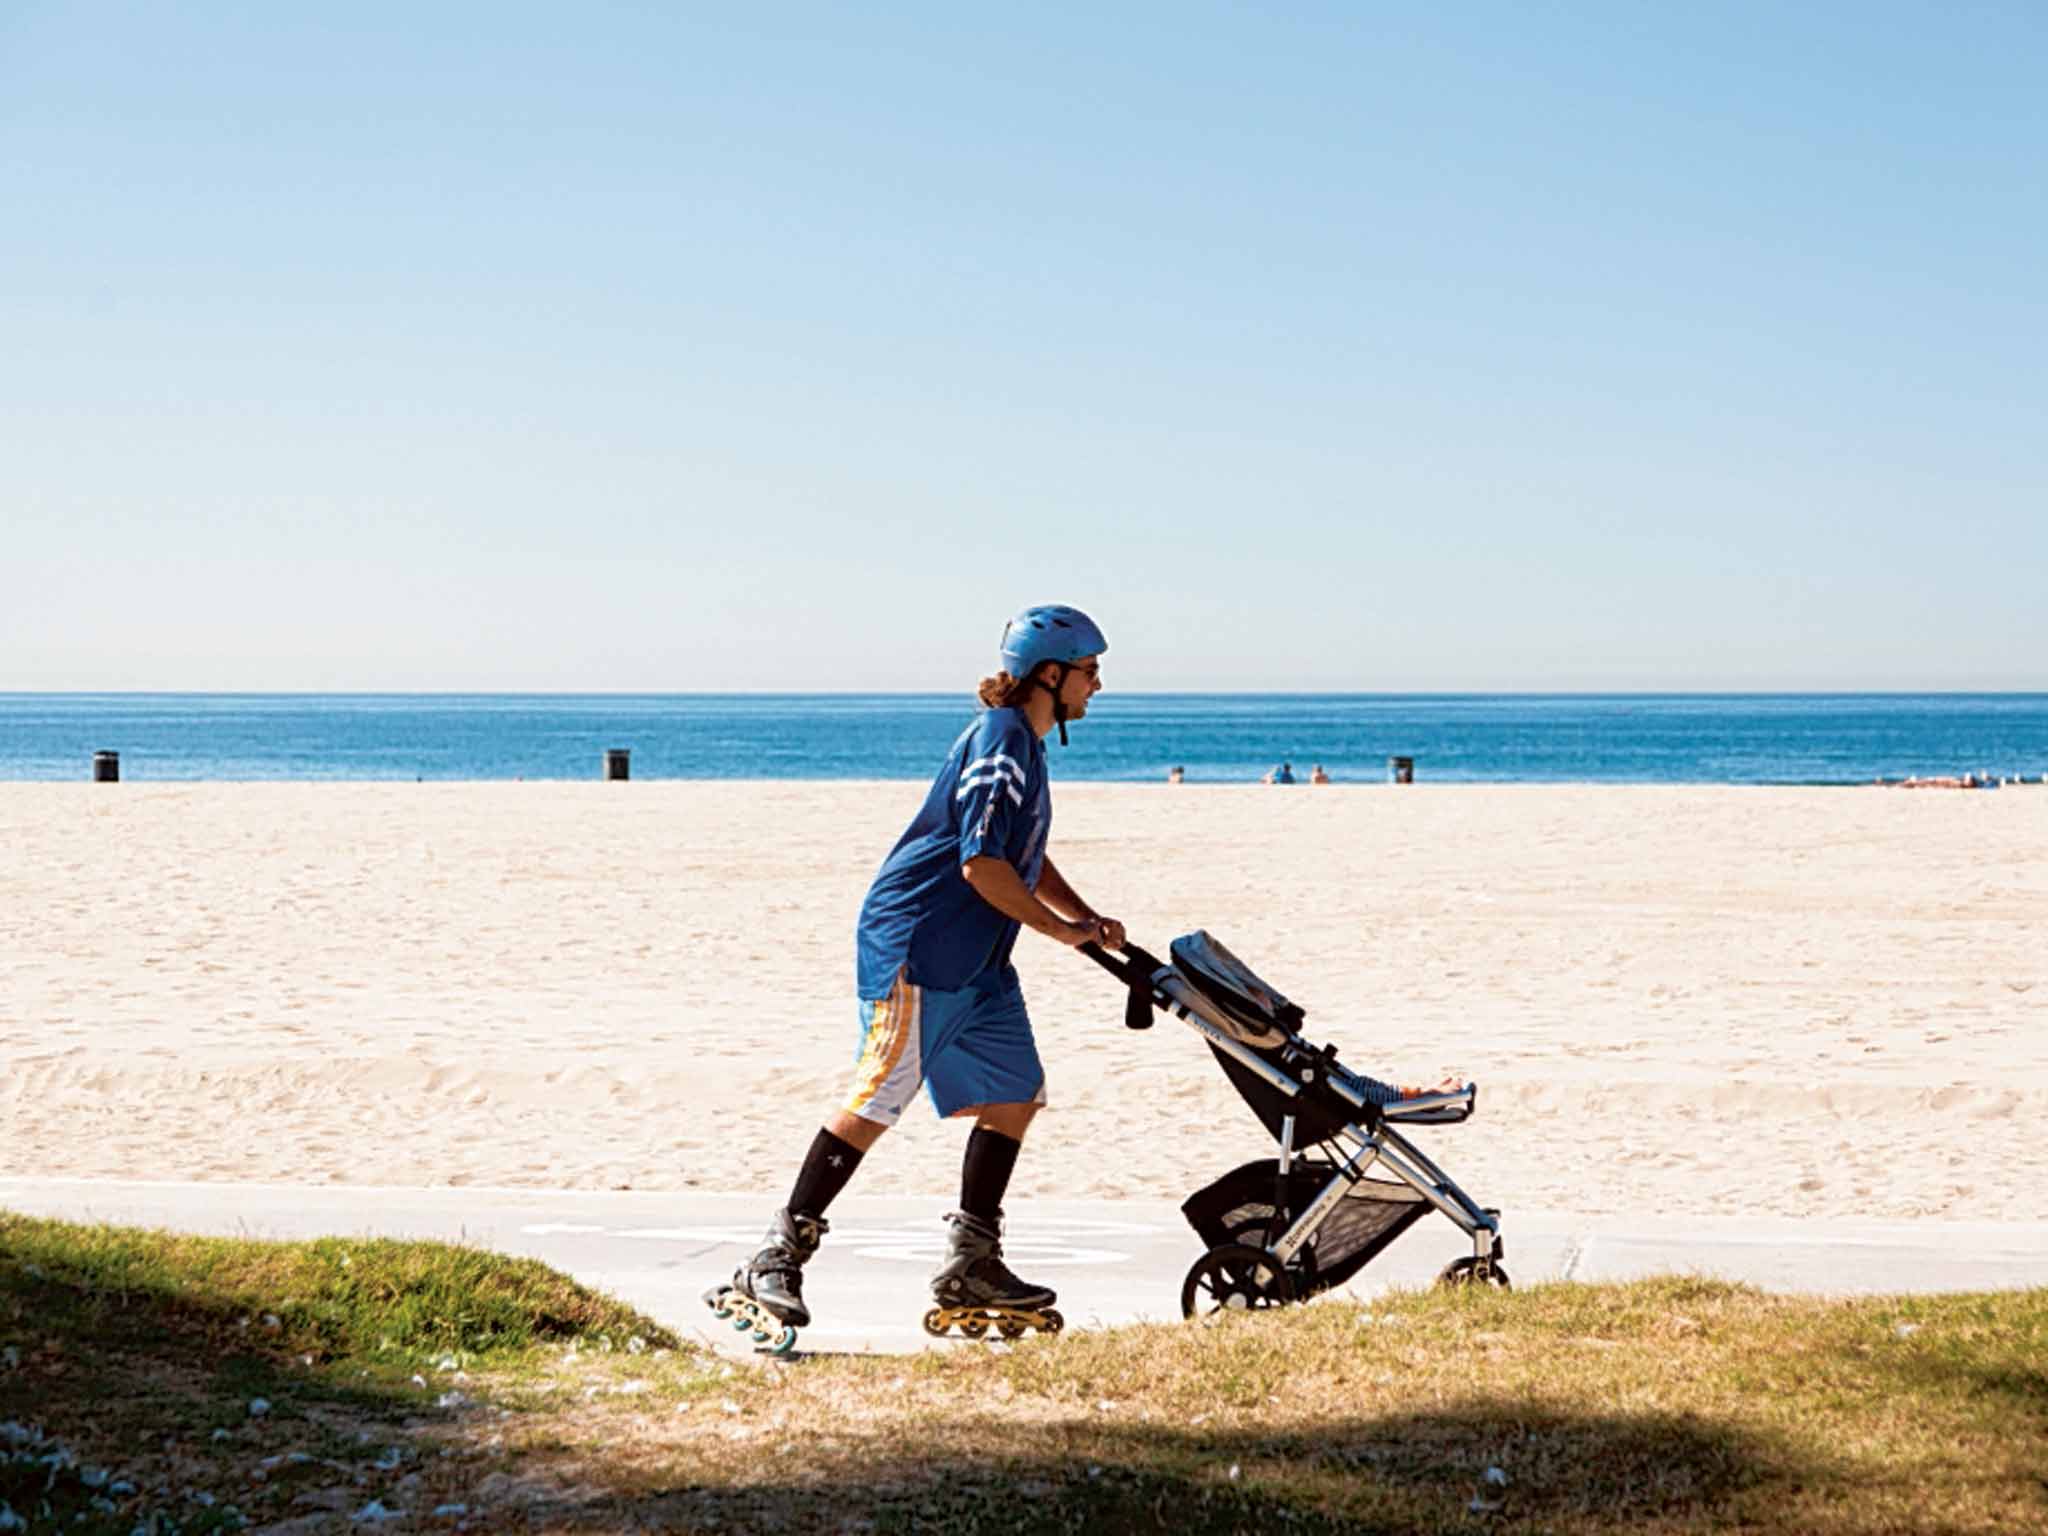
[1085,932,1507,1316]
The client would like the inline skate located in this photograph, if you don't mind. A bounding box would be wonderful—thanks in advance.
[923,1208,1064,1339]
[703,1207,825,1355]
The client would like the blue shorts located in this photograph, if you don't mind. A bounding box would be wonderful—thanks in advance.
[843,965,1045,1126]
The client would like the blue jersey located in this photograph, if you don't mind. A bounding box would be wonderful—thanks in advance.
[855,708,1051,998]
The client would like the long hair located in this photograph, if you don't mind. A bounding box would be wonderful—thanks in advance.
[976,669,1039,709]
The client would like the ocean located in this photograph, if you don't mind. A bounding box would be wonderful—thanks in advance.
[3,693,2045,784]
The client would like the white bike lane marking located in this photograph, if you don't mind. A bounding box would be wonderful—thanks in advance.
[519,1217,1169,1266]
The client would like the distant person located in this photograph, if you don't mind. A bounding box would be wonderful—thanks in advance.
[1309,764,1330,785]
[1167,765,1185,785]
[1275,761,1295,785]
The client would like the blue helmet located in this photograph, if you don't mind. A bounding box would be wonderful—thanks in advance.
[999,604,1108,679]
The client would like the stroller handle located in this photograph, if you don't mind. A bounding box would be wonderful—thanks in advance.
[1078,940,1170,1030]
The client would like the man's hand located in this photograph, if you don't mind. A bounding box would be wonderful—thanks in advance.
[1060,916,1126,950]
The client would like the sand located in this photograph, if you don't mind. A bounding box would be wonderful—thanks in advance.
[3,783,2042,1222]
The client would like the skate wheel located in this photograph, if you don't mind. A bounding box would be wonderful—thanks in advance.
[705,1292,733,1319]
[766,1325,798,1355]
[732,1315,755,1332]
[997,1319,1028,1340]
[922,1307,950,1338]
[959,1317,988,1339]
[1040,1310,1063,1335]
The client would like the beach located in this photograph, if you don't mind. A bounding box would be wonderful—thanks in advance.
[3,783,2042,1222]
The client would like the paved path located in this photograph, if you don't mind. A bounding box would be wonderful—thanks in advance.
[4,1178,2042,1360]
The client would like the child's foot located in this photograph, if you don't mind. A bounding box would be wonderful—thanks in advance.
[1397,1076,1465,1099]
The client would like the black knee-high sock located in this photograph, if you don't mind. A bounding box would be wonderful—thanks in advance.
[785,1128,865,1221]
[959,1127,1023,1223]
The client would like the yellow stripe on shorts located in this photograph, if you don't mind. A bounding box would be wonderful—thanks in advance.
[845,972,920,1119]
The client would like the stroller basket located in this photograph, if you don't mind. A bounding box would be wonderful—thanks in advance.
[1183,1158,1432,1293]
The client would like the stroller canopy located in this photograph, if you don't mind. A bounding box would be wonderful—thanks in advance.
[1169,931,1305,1045]
[1170,930,1357,1146]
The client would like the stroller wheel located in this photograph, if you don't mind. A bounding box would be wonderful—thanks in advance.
[1181,1243,1296,1319]
[1221,1221,1319,1296]
[1436,1256,1512,1291]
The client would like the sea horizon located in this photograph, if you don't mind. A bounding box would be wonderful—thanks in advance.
[7,688,2046,697]
[4,691,2045,786]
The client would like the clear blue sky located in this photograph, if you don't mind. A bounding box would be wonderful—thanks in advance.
[4,2,2043,691]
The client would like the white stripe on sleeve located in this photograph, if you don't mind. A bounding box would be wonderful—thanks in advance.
[959,752,1025,789]
[955,775,1024,806]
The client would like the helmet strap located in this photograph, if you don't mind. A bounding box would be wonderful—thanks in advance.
[1030,662,1073,746]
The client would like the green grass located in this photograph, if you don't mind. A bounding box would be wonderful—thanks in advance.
[5,1212,2045,1534]
[0,1211,677,1533]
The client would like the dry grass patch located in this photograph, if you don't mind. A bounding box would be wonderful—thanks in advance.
[5,1213,2044,1534]
[419,1276,2047,1534]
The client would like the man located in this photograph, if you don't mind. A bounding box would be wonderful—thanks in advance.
[707,604,1123,1342]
